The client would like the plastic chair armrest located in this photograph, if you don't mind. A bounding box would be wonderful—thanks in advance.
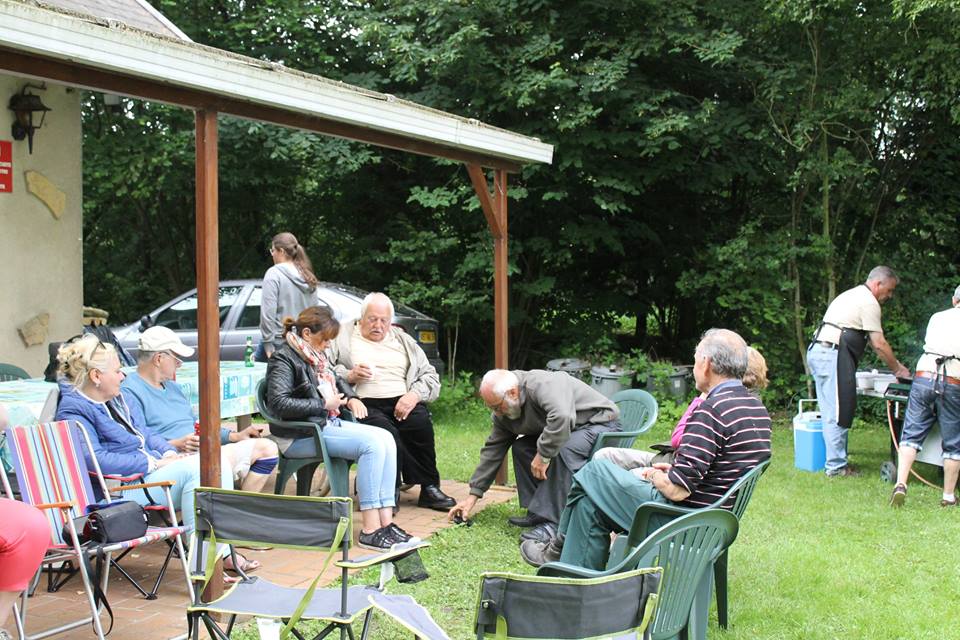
[628,502,693,547]
[114,480,176,492]
[536,561,608,579]
[35,500,77,511]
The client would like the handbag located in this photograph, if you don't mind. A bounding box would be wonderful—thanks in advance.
[86,500,148,543]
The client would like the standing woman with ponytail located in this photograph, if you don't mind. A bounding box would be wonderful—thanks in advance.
[258,232,319,361]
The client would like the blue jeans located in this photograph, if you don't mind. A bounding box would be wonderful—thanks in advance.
[130,453,234,532]
[900,376,960,460]
[808,343,847,474]
[285,418,397,510]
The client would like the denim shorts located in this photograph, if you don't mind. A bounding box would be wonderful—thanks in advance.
[900,375,960,460]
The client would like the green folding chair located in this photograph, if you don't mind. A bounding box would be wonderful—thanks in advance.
[255,379,353,497]
[540,509,739,640]
[474,567,662,640]
[187,488,447,640]
[619,460,770,635]
[590,388,659,457]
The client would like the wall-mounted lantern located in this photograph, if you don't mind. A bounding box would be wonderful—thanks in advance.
[9,86,52,154]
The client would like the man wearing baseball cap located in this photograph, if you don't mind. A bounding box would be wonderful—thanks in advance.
[121,326,279,493]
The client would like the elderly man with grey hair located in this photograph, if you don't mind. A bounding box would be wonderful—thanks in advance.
[520,328,772,570]
[448,367,622,544]
[327,292,455,511]
[807,266,911,478]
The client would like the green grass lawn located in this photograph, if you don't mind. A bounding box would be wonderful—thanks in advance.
[238,399,960,639]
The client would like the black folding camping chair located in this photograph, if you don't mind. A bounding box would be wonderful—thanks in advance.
[187,488,448,640]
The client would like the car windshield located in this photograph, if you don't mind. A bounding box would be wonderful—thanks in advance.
[153,286,243,330]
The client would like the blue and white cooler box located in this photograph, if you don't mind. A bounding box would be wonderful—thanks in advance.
[794,399,826,472]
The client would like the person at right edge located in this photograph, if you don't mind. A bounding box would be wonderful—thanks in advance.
[807,266,910,478]
[890,285,960,507]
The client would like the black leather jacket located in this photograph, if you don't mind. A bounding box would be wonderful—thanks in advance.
[265,342,357,439]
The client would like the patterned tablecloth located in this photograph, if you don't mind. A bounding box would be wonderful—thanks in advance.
[0,361,267,428]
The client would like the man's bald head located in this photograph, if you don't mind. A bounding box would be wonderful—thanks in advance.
[479,369,521,419]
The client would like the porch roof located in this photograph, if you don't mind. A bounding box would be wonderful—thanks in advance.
[0,0,553,169]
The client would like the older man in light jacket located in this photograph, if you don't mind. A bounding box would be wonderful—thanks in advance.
[327,292,455,511]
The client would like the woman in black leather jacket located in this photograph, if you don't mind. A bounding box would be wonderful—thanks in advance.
[266,306,416,551]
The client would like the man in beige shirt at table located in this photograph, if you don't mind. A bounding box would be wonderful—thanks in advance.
[327,293,455,511]
[807,266,910,477]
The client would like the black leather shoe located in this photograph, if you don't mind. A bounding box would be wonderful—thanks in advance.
[507,512,549,528]
[417,485,456,511]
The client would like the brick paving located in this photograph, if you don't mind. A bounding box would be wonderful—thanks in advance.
[6,473,517,640]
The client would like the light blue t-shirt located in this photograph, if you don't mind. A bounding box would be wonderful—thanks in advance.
[121,372,231,445]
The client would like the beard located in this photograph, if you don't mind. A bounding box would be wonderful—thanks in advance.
[502,398,522,420]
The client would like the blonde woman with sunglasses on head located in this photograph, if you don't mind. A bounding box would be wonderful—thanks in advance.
[54,335,260,575]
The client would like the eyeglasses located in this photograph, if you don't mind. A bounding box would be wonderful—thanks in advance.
[160,351,183,368]
[486,393,509,414]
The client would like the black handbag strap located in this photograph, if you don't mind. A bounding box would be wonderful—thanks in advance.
[79,545,115,635]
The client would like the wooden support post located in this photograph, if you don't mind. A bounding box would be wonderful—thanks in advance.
[195,109,222,600]
[493,169,508,370]
[468,164,510,485]
[195,109,221,488]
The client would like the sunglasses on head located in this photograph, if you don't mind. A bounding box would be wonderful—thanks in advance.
[64,333,108,359]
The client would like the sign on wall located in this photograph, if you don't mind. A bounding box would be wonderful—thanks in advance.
[0,141,11,192]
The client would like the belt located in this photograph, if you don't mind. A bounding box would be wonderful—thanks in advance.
[916,370,960,386]
[812,340,838,350]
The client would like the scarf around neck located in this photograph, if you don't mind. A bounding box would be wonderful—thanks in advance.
[286,330,340,417]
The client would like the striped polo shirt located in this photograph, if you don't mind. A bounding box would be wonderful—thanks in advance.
[667,380,772,508]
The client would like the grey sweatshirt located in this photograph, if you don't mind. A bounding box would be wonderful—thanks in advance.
[259,262,318,347]
[468,370,619,497]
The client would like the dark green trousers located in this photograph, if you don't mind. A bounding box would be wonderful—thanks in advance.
[557,459,670,570]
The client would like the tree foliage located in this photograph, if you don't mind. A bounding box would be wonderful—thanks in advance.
[82,0,960,403]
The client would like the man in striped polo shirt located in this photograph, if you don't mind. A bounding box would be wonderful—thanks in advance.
[520,328,772,570]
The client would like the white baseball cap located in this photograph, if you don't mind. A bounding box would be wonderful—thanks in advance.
[139,326,195,358]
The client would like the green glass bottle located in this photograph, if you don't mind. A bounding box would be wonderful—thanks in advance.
[244,337,255,367]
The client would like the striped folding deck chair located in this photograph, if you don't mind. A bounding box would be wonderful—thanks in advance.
[2,420,192,640]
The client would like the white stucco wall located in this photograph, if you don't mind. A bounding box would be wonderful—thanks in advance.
[0,75,82,376]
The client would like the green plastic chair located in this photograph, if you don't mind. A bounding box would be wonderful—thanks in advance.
[540,509,739,640]
[0,363,30,381]
[255,379,353,498]
[618,459,770,635]
[590,388,659,457]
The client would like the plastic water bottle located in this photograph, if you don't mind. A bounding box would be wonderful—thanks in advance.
[244,337,255,367]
